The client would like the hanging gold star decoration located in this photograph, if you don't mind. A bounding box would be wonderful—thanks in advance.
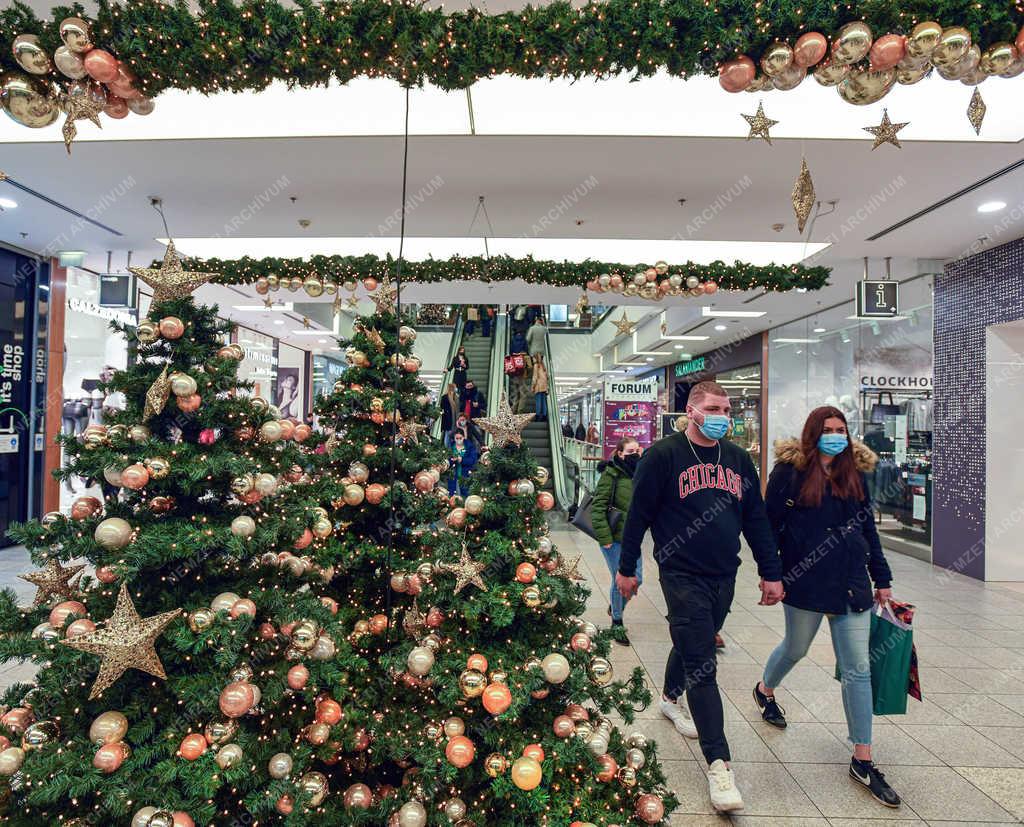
[863,109,909,150]
[397,417,427,445]
[143,365,171,421]
[59,91,104,155]
[742,101,778,144]
[612,312,636,337]
[324,431,340,454]
[967,89,986,135]
[262,296,274,309]
[370,275,398,314]
[19,559,85,608]
[402,601,426,639]
[129,241,219,304]
[791,157,816,235]
[364,326,386,353]
[332,293,344,316]
[347,294,360,309]
[554,552,585,581]
[302,317,312,329]
[475,394,535,449]
[62,583,182,700]
[440,545,488,595]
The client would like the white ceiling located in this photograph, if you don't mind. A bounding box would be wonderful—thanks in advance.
[1,72,1022,356]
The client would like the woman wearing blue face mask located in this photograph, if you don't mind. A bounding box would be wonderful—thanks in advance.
[755,405,899,809]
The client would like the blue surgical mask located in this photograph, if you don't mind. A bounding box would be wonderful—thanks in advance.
[818,433,849,456]
[693,410,730,441]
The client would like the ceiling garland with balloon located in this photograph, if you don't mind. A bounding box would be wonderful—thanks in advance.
[170,253,831,305]
[1,0,1022,151]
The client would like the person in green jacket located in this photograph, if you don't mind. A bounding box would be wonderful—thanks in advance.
[593,436,643,644]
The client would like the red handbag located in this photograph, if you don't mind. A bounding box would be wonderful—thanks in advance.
[504,355,525,375]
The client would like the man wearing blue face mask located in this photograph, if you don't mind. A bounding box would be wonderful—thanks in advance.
[616,381,782,813]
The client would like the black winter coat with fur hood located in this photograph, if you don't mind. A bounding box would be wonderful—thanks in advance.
[765,438,892,615]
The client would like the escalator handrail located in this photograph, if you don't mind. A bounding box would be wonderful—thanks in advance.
[485,309,509,447]
[541,326,573,511]
[430,315,465,441]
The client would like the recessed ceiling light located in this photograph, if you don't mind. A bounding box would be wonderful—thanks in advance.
[813,326,826,333]
[318,338,328,343]
[978,200,1007,213]
[273,320,284,325]
[0,197,18,209]
[645,357,654,362]
[773,337,821,344]
[701,307,766,318]
[714,324,727,331]
[673,344,686,349]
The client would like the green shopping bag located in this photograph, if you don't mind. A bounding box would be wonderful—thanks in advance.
[834,603,916,715]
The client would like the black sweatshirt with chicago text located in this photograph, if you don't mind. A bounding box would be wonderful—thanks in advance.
[617,432,781,581]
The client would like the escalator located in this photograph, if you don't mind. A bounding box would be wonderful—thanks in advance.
[430,313,498,441]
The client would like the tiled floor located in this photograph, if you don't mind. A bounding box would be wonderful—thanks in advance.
[5,530,1024,824]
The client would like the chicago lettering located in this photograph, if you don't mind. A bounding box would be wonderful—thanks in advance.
[678,463,743,500]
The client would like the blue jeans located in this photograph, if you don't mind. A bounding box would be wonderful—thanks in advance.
[600,541,643,621]
[534,391,547,419]
[482,317,491,337]
[465,319,476,336]
[763,603,873,745]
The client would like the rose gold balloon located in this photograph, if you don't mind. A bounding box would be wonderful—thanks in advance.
[107,63,142,99]
[103,94,129,119]
[218,681,255,718]
[83,49,119,83]
[772,63,805,90]
[66,618,96,638]
[93,741,127,773]
[179,733,207,760]
[0,709,31,735]
[718,55,756,92]
[793,32,827,67]
[278,419,295,440]
[869,34,907,71]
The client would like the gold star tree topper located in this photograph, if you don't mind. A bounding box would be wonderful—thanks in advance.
[62,583,182,700]
[129,241,219,304]
[475,394,535,449]
[60,91,104,155]
[863,109,909,150]
[19,559,85,608]
[743,101,778,144]
[612,312,636,337]
[440,545,488,595]
[370,274,398,314]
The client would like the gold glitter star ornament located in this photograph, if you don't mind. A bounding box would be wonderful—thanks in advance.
[742,101,778,144]
[143,365,172,421]
[19,559,85,608]
[475,394,535,449]
[370,274,398,314]
[612,313,636,337]
[440,545,488,595]
[62,583,182,699]
[129,241,219,304]
[59,90,104,155]
[791,157,816,235]
[863,109,909,150]
[967,89,986,135]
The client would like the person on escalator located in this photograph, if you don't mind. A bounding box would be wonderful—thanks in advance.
[447,426,480,497]
[450,346,469,393]
[461,381,486,421]
[510,329,528,356]
[531,353,549,422]
[481,306,494,338]
[440,383,460,446]
[526,316,546,358]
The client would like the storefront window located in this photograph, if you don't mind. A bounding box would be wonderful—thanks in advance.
[767,277,934,555]
[312,355,346,401]
[717,364,762,470]
[234,327,278,401]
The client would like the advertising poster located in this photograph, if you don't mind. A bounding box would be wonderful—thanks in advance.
[603,378,658,459]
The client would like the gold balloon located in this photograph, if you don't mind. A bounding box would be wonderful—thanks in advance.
[837,68,895,105]
[812,60,849,86]
[931,27,972,70]
[745,73,774,92]
[906,21,942,59]
[960,66,987,86]
[59,17,94,53]
[897,63,932,84]
[89,711,128,745]
[760,41,794,77]
[1000,58,1024,78]
[831,22,873,65]
[772,63,805,90]
[12,35,52,75]
[1,72,60,129]
[981,42,1016,75]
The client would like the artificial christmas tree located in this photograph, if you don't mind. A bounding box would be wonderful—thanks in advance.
[1,272,360,825]
[309,290,679,824]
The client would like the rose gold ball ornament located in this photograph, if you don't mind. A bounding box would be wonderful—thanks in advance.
[178,733,207,761]
[445,735,475,768]
[229,599,256,619]
[94,517,133,549]
[218,681,256,718]
[596,752,618,781]
[171,813,195,827]
[287,664,309,689]
[66,618,96,638]
[635,794,665,823]
[49,600,87,628]
[536,491,555,511]
[93,741,129,773]
[553,715,575,738]
[158,316,185,339]
[344,783,374,809]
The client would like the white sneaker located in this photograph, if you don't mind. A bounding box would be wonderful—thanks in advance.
[707,759,744,812]
[659,697,698,739]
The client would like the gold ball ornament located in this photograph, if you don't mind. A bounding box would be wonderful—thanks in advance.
[343,483,365,506]
[348,461,370,483]
[302,276,324,297]
[588,656,614,685]
[407,646,435,676]
[459,669,487,698]
[617,765,638,787]
[94,517,133,549]
[398,801,427,827]
[128,424,151,442]
[0,747,23,776]
[168,372,197,397]
[464,494,484,515]
[204,719,238,745]
[299,771,329,806]
[230,516,256,538]
[144,456,170,480]
[312,518,332,539]
[444,798,467,820]
[625,746,647,770]
[534,466,550,486]
[522,585,542,608]
[268,752,293,779]
[541,653,571,684]
[211,592,240,613]
[253,472,277,495]
[187,608,215,632]
[485,752,508,777]
[215,743,243,769]
[291,619,319,651]
[21,721,59,751]
[259,420,283,442]
[510,756,543,790]
[136,320,159,344]
[443,716,465,737]
[515,478,535,497]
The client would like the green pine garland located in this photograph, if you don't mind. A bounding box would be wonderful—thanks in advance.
[1,0,1020,94]
[182,253,831,293]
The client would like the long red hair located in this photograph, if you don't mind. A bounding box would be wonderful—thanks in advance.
[797,406,864,507]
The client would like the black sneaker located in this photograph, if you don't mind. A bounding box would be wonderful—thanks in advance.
[611,619,631,646]
[850,759,900,808]
[752,683,787,728]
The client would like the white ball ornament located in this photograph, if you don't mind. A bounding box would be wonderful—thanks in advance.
[131,808,158,827]
[268,752,293,779]
[541,653,571,684]
[211,592,241,613]
[230,516,256,538]
[407,646,435,676]
[254,473,278,496]
[398,800,427,827]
